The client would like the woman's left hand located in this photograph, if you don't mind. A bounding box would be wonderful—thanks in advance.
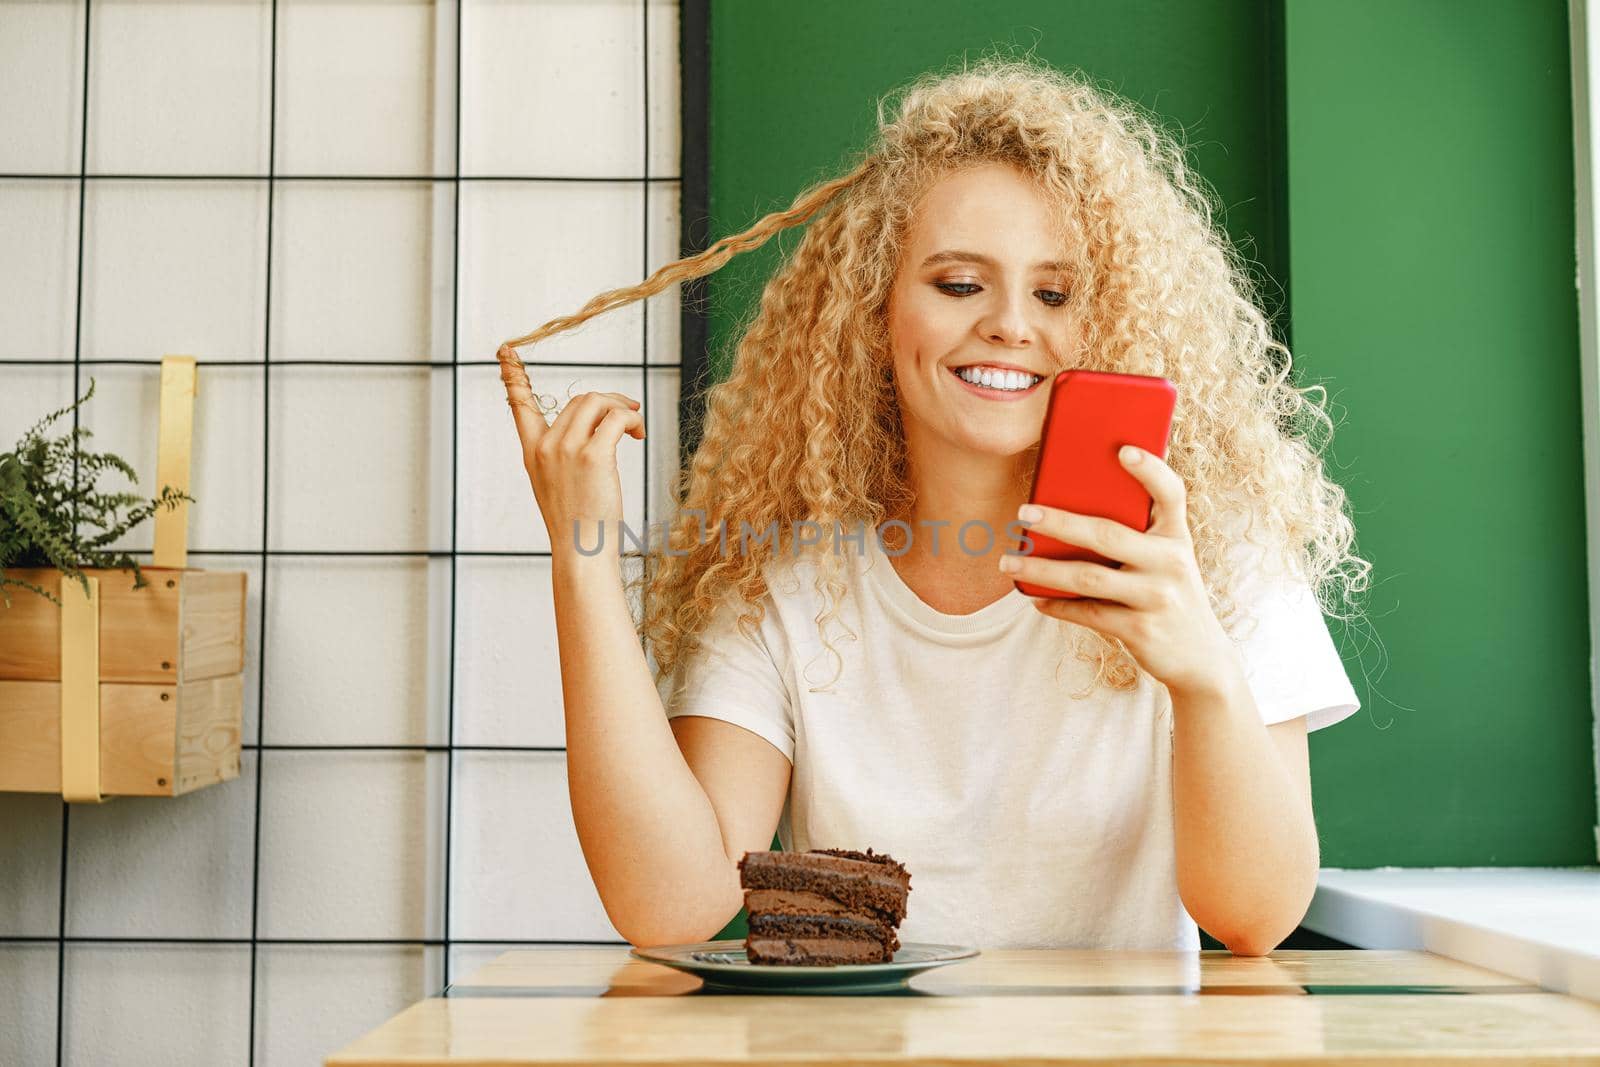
[1000,445,1240,698]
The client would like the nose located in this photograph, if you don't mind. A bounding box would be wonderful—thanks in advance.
[977,290,1034,347]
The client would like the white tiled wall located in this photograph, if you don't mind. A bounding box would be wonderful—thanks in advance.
[0,1,683,1064]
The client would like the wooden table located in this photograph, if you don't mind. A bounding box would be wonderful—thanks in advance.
[326,946,1600,1065]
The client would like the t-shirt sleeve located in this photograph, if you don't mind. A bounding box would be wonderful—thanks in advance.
[654,595,796,762]
[1222,535,1362,733]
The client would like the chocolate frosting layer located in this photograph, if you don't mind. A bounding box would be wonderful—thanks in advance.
[808,847,911,884]
[743,888,852,915]
[746,937,891,965]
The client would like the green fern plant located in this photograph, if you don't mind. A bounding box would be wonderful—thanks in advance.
[0,377,194,609]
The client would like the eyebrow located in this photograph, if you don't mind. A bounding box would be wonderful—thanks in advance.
[920,249,1070,272]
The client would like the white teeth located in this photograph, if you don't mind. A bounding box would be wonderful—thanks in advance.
[955,366,1040,392]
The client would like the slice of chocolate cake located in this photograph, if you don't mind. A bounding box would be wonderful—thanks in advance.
[736,847,911,965]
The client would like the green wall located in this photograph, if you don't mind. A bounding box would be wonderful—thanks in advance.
[699,0,1598,940]
[1284,0,1594,865]
[704,0,1293,380]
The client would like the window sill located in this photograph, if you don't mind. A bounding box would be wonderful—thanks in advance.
[1305,867,1600,1001]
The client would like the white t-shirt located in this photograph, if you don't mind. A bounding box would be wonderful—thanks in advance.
[655,525,1361,950]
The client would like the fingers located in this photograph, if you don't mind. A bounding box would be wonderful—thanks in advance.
[497,344,549,451]
[1004,554,1148,609]
[1018,504,1167,571]
[497,343,644,453]
[1117,446,1189,540]
[548,392,642,453]
[1031,592,1129,631]
[589,406,647,457]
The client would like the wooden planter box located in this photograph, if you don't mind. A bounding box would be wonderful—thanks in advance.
[0,357,246,802]
[0,566,246,798]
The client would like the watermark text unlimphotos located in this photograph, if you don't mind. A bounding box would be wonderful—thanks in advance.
[573,513,1038,558]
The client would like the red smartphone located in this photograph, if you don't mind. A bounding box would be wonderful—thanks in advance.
[1014,370,1176,599]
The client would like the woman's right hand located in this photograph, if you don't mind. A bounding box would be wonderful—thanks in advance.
[496,343,645,558]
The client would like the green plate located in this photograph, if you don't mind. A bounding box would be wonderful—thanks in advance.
[629,939,980,994]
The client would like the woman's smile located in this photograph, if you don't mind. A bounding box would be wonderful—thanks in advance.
[945,363,1047,402]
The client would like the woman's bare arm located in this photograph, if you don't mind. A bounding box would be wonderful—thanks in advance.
[494,343,789,946]
[554,553,790,946]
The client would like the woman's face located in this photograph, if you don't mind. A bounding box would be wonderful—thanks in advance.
[886,162,1081,460]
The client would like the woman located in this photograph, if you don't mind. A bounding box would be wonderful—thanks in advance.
[495,55,1371,955]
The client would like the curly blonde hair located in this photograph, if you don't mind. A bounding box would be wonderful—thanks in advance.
[498,52,1372,700]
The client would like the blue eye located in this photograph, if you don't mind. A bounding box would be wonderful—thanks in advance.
[935,282,1068,306]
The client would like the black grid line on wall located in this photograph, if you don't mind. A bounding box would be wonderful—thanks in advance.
[0,1,710,1063]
